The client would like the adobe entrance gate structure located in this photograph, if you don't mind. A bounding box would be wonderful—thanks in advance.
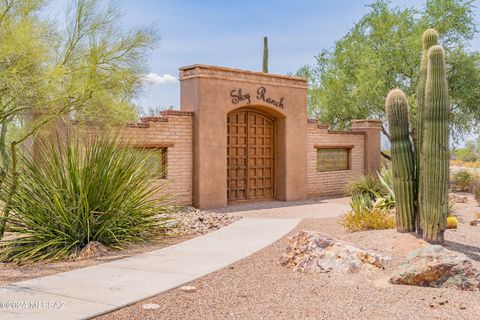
[90,64,381,209]
[180,65,309,208]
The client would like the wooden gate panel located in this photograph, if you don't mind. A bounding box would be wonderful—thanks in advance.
[227,110,274,202]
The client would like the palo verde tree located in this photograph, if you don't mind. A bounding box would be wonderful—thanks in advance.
[296,0,479,150]
[0,0,158,238]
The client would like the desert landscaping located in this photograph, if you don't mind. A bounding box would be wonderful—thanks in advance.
[1,0,480,319]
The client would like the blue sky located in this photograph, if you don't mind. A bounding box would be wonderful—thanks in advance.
[51,0,480,113]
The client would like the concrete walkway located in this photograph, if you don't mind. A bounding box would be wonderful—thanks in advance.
[0,217,298,320]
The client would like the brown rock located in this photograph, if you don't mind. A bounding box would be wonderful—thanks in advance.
[390,245,480,290]
[280,231,390,274]
[77,241,109,260]
[470,219,479,226]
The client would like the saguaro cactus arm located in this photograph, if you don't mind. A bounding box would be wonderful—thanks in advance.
[385,89,416,232]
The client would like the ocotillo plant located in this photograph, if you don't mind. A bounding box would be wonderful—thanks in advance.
[422,44,449,243]
[415,29,438,234]
[385,89,416,232]
[263,36,269,73]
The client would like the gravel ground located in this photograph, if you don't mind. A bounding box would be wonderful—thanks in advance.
[0,208,239,286]
[98,193,480,320]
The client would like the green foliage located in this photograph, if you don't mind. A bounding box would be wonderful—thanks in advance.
[0,133,171,263]
[344,174,387,199]
[341,194,396,232]
[454,140,478,162]
[297,0,479,141]
[385,89,416,232]
[450,169,475,191]
[0,0,158,239]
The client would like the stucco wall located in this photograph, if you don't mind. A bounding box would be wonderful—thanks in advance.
[123,110,193,205]
[306,120,366,197]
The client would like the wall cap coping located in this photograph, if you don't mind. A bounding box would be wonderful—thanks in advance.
[160,110,194,117]
[351,119,383,129]
[179,64,308,88]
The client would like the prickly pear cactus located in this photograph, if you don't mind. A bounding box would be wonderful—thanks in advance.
[385,89,416,232]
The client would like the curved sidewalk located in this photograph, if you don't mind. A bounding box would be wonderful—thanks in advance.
[0,217,299,320]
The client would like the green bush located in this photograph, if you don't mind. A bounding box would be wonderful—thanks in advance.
[0,133,171,263]
[450,169,476,192]
[341,194,396,232]
[345,174,387,199]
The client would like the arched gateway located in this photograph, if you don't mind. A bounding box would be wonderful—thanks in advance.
[227,109,275,202]
[179,65,309,209]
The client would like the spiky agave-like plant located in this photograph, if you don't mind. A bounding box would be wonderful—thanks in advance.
[385,89,416,232]
[422,44,449,243]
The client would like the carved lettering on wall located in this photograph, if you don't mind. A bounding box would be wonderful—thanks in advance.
[230,87,284,109]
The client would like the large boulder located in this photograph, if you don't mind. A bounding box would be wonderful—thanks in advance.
[280,230,390,274]
[390,245,480,290]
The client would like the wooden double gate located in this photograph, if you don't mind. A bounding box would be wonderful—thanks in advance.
[227,110,274,202]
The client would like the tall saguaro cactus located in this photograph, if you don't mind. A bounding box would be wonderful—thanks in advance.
[385,89,416,232]
[262,36,269,73]
[415,29,438,234]
[386,28,449,243]
[422,45,450,243]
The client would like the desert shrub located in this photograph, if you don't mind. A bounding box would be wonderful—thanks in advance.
[341,194,396,232]
[345,174,387,199]
[450,169,476,192]
[474,186,480,205]
[0,133,171,263]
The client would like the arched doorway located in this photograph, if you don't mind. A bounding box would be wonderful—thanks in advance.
[227,109,275,202]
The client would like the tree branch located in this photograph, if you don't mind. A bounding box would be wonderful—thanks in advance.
[381,151,392,161]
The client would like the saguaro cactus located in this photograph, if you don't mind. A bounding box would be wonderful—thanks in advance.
[262,36,269,73]
[415,29,438,234]
[422,44,449,243]
[385,89,416,232]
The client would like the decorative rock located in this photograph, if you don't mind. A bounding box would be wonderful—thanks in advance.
[76,241,109,260]
[180,285,197,293]
[470,219,479,226]
[280,231,390,274]
[142,303,161,310]
[166,208,241,235]
[390,245,480,290]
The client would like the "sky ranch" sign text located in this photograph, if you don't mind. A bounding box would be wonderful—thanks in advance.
[230,87,285,109]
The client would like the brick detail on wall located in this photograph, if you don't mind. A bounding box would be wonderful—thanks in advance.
[123,111,193,205]
[306,121,365,197]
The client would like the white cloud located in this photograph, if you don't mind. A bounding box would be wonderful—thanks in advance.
[141,73,178,85]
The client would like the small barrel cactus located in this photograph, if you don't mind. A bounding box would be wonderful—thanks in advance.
[422,44,450,243]
[385,89,416,232]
